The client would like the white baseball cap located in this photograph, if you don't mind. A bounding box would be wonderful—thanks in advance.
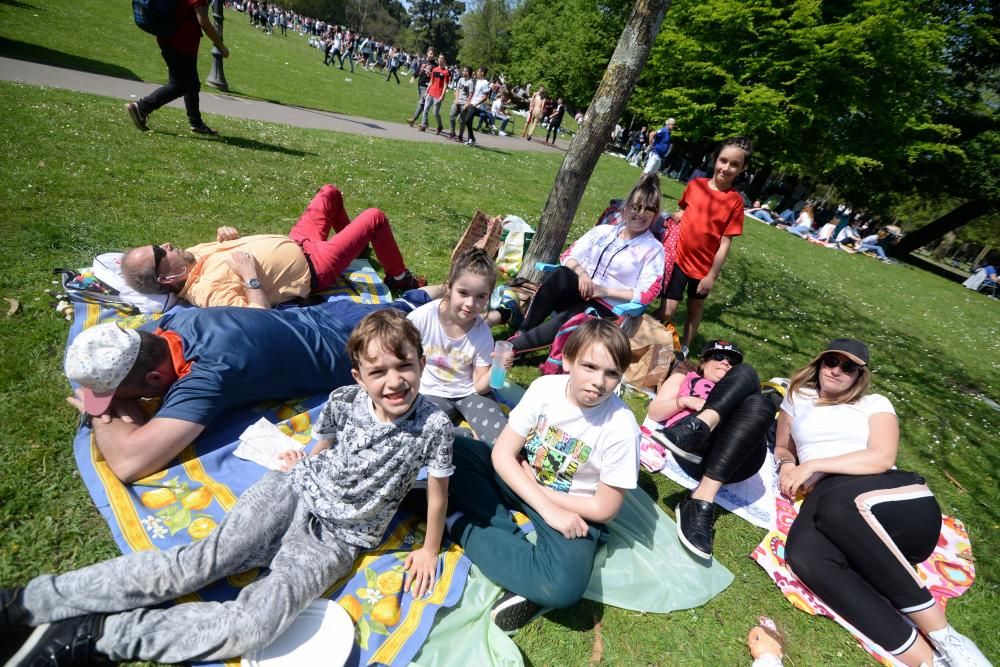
[65,323,141,415]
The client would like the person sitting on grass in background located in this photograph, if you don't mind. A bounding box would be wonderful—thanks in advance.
[1,310,454,667]
[509,174,665,355]
[775,339,990,667]
[780,202,815,237]
[407,249,511,444]
[644,341,774,559]
[746,201,775,224]
[121,184,425,309]
[656,137,753,358]
[446,319,640,633]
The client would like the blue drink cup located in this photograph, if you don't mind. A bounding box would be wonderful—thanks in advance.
[490,340,513,389]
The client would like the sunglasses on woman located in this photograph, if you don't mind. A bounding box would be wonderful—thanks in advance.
[821,355,861,374]
[627,203,658,215]
[706,351,741,365]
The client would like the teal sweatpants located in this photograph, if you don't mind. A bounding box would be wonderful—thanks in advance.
[448,437,606,609]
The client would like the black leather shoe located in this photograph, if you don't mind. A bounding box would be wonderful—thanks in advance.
[6,613,109,666]
[650,415,711,464]
[676,496,716,560]
[1,587,32,663]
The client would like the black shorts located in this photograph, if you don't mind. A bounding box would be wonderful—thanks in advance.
[664,264,707,301]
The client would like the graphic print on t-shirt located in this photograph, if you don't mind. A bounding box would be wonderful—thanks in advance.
[425,343,473,383]
[523,416,592,493]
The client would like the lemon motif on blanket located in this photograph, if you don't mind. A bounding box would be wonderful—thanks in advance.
[181,487,213,511]
[371,596,400,627]
[134,470,169,484]
[376,571,404,595]
[140,488,177,509]
[339,596,363,624]
[188,517,217,540]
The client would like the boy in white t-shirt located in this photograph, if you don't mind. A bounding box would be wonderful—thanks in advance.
[446,319,640,633]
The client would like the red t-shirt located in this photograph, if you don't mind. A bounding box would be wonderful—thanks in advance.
[427,66,451,100]
[158,0,208,56]
[675,177,744,279]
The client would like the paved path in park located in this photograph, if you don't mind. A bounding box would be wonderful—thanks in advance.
[0,56,563,153]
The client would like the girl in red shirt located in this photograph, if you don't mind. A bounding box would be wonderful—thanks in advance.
[657,137,753,357]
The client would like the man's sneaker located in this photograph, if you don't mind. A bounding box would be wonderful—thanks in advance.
[125,102,148,131]
[384,271,427,293]
[464,139,475,146]
[928,625,991,667]
[418,125,427,132]
[407,118,415,127]
[499,131,508,136]
[650,414,711,464]
[490,591,544,634]
[675,496,716,560]
[497,291,524,329]
[190,124,218,136]
[1,587,32,663]
[5,613,108,666]
[436,127,443,135]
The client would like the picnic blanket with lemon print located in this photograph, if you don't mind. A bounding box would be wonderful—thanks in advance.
[751,491,976,666]
[68,261,471,667]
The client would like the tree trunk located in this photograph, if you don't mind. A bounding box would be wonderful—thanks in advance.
[518,0,672,283]
[891,199,994,257]
[746,162,772,202]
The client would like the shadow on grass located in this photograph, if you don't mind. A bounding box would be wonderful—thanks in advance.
[0,0,41,8]
[545,597,604,633]
[170,131,317,157]
[0,38,141,81]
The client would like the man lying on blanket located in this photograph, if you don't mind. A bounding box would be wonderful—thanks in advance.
[4,310,455,666]
[64,289,432,482]
[120,184,425,308]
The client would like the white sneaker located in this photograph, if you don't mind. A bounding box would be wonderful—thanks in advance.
[499,131,507,136]
[929,625,991,667]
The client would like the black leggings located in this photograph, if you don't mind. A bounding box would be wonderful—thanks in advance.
[546,121,561,143]
[675,364,772,484]
[512,266,614,352]
[462,105,477,142]
[785,471,941,655]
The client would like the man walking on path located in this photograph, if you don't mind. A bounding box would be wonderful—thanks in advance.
[126,0,229,135]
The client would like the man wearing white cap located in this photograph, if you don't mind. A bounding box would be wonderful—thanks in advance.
[64,290,432,483]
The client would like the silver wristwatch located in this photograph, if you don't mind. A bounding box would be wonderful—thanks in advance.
[246,278,262,290]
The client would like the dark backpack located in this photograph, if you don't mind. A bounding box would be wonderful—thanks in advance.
[133,0,178,37]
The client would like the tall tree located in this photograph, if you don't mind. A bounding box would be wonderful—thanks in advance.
[410,0,465,58]
[503,0,632,110]
[520,0,671,283]
[457,0,513,70]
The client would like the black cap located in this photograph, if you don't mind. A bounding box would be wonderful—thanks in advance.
[701,340,743,364]
[823,338,869,365]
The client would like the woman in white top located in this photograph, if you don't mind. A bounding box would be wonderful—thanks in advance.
[783,202,815,237]
[774,339,988,667]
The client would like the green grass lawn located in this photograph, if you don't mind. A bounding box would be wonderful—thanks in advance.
[0,0,565,134]
[0,81,997,666]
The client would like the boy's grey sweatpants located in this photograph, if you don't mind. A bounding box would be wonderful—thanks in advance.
[22,471,359,663]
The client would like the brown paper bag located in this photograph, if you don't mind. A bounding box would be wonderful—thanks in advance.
[624,316,680,390]
[451,211,503,263]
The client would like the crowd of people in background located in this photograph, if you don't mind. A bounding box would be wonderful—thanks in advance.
[227,1,574,147]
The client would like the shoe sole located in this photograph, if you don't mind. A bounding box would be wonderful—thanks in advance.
[5,622,52,667]
[125,104,148,131]
[675,504,712,560]
[649,430,704,465]
[491,600,547,635]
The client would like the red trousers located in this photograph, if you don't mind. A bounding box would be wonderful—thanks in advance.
[288,185,406,290]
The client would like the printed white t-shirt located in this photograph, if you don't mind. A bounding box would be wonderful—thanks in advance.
[407,299,493,399]
[508,375,640,496]
[469,78,492,106]
[780,388,896,464]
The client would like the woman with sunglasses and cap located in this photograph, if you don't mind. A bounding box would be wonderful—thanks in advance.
[646,340,775,560]
[774,339,988,667]
[508,173,665,354]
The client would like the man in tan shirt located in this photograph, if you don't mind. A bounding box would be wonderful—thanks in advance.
[122,185,425,308]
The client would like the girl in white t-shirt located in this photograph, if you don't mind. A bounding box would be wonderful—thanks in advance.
[774,339,987,667]
[407,248,510,443]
